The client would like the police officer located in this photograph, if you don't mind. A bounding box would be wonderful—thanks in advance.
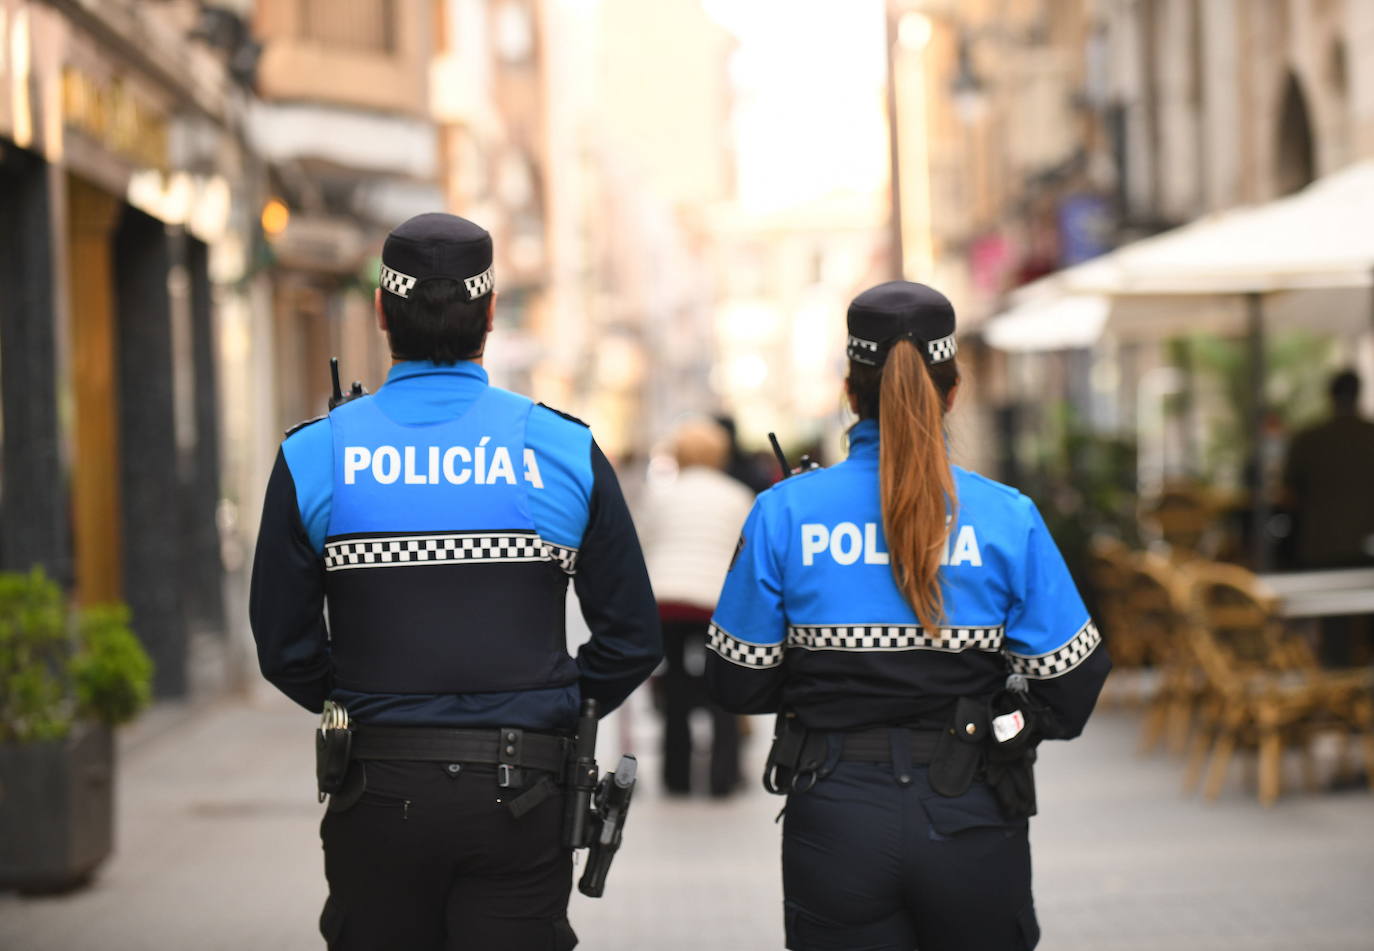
[705,281,1111,951]
[249,213,661,950]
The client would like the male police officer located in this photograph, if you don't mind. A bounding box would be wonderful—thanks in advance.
[249,213,661,950]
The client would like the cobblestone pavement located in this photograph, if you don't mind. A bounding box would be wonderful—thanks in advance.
[3,684,1373,951]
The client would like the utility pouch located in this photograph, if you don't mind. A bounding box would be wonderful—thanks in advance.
[929,697,989,798]
[763,711,829,794]
[984,683,1042,819]
[316,701,353,803]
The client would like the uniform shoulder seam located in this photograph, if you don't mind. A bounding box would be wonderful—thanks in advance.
[958,467,1024,500]
[758,463,826,501]
[536,402,590,428]
[284,414,327,438]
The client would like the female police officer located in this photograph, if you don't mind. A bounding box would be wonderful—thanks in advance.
[705,281,1110,951]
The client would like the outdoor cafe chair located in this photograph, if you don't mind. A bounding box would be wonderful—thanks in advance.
[1087,536,1147,673]
[1179,561,1374,806]
[1129,552,1206,756]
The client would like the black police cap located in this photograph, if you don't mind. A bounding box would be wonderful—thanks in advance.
[846,281,958,367]
[380,213,494,303]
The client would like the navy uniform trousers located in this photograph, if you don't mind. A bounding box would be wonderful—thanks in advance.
[782,739,1039,951]
[319,760,577,951]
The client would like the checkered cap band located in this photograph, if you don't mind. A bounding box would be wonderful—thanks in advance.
[707,622,784,669]
[847,334,882,366]
[324,532,578,574]
[788,625,1004,653]
[1005,620,1101,679]
[925,333,958,363]
[463,265,494,300]
[846,332,958,366]
[380,264,418,300]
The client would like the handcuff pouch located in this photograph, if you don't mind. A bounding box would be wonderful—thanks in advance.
[929,697,988,798]
[763,711,829,794]
[316,726,353,799]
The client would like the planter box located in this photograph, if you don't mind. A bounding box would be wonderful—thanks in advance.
[0,724,114,892]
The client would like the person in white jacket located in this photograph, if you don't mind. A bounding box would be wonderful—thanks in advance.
[640,417,757,795]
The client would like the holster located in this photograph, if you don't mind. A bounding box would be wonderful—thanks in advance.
[316,725,354,802]
[929,696,989,797]
[762,711,830,794]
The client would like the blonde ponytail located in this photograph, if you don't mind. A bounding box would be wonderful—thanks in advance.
[877,340,956,633]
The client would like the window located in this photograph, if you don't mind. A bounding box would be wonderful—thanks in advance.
[299,0,396,54]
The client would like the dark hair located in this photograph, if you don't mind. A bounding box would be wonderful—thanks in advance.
[848,349,960,633]
[1330,369,1360,409]
[381,279,489,364]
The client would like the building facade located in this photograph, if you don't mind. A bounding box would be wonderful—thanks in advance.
[0,0,265,696]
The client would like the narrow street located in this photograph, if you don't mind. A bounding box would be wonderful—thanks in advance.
[3,684,1372,951]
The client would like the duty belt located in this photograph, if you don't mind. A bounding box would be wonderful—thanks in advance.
[837,728,942,764]
[351,726,569,788]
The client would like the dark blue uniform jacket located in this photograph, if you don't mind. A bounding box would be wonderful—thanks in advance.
[249,361,661,730]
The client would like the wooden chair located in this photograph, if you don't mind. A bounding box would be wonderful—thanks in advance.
[1180,561,1374,806]
[1140,483,1220,563]
[1129,553,1204,755]
[1087,536,1147,671]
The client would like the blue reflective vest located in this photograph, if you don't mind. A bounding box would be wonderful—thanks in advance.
[321,384,580,695]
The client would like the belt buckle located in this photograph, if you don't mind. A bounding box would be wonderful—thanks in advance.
[498,763,514,788]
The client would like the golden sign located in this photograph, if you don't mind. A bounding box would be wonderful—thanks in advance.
[61,67,169,171]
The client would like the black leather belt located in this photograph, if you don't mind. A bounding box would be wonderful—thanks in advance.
[351,726,569,778]
[838,728,942,764]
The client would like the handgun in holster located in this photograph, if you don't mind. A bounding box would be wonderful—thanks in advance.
[577,754,637,898]
[561,699,639,898]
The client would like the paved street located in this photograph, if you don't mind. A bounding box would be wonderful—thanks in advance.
[3,683,1373,951]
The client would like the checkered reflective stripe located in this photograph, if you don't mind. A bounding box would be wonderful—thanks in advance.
[847,334,881,365]
[926,333,958,363]
[324,532,576,573]
[1005,620,1101,679]
[463,265,494,300]
[788,624,1004,653]
[706,622,784,669]
[380,264,418,299]
[546,542,578,575]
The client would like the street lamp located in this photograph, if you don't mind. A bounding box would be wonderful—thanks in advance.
[950,34,988,124]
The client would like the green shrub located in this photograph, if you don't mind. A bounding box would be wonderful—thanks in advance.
[71,604,153,728]
[0,568,153,743]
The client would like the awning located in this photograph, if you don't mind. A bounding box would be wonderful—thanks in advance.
[1067,160,1374,296]
[981,294,1108,353]
[984,160,1374,350]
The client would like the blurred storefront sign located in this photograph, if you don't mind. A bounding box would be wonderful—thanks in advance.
[968,232,1014,295]
[61,66,169,173]
[1057,193,1112,267]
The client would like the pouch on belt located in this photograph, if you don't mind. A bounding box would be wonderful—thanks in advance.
[929,697,988,798]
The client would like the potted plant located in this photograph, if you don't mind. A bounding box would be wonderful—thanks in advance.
[0,568,152,892]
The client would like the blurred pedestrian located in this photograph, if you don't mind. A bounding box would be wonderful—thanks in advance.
[1282,370,1374,570]
[715,413,775,493]
[249,212,661,950]
[641,417,755,796]
[1282,369,1374,666]
[706,281,1111,950]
